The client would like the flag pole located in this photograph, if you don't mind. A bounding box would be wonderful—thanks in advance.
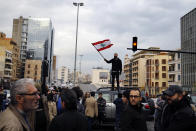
[92,45,105,59]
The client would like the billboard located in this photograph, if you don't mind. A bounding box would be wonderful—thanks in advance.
[99,72,108,79]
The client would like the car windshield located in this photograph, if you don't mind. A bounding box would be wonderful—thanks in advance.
[191,96,196,104]
[95,93,111,103]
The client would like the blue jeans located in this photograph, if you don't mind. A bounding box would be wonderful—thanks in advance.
[87,117,93,131]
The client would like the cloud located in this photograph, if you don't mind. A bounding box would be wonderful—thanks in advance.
[0,0,196,74]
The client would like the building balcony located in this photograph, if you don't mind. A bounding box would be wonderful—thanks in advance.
[4,68,12,72]
[4,74,12,78]
[168,71,180,75]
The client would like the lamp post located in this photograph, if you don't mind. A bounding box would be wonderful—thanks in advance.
[78,54,83,85]
[73,2,84,86]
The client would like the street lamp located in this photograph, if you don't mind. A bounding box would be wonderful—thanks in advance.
[73,2,84,86]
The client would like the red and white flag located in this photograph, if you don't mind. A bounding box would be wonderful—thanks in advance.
[92,39,113,51]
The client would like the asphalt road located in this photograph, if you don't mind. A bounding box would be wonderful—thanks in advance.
[79,84,98,93]
[93,121,154,131]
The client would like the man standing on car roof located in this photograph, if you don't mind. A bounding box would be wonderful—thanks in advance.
[104,53,122,91]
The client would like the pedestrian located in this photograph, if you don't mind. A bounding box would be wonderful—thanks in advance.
[160,86,195,131]
[85,91,98,131]
[104,53,122,91]
[0,89,6,112]
[72,86,85,114]
[113,93,123,131]
[49,88,88,131]
[120,88,148,131]
[154,94,166,131]
[47,93,57,122]
[0,78,40,131]
[82,92,90,106]
[97,92,106,126]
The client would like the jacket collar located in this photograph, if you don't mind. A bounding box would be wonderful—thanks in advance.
[9,104,31,131]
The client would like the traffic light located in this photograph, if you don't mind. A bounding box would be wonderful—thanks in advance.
[132,37,137,52]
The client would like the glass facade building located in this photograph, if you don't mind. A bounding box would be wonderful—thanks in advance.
[12,17,54,83]
[181,8,196,88]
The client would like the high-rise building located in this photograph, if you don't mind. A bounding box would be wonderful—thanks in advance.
[181,8,196,90]
[24,60,42,83]
[0,32,21,80]
[52,55,57,81]
[123,54,131,86]
[168,50,181,87]
[0,47,12,82]
[12,16,54,84]
[130,47,160,91]
[57,66,69,84]
[146,52,169,96]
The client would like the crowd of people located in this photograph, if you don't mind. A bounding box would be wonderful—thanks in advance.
[0,78,196,131]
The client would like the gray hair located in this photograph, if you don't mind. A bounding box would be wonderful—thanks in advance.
[11,78,35,105]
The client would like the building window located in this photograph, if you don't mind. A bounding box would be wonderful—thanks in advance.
[178,64,180,70]
[162,59,166,64]
[35,65,38,69]
[28,71,30,74]
[162,82,166,87]
[162,66,166,71]
[162,73,166,78]
[178,53,181,59]
[28,64,30,68]
[35,71,37,75]
[178,75,181,81]
[155,73,159,79]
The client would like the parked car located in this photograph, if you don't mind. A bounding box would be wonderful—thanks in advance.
[191,94,196,106]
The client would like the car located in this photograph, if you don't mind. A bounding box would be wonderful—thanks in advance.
[95,89,117,126]
[191,94,196,106]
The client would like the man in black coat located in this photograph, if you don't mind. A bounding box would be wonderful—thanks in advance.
[49,88,88,131]
[120,88,148,131]
[97,92,106,126]
[161,86,195,131]
[113,93,123,131]
[104,53,122,91]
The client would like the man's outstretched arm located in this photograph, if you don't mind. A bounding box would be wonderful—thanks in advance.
[104,58,112,63]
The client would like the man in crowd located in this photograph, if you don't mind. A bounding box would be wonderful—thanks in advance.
[160,86,195,131]
[120,88,147,131]
[113,93,123,131]
[85,91,98,131]
[49,88,88,131]
[104,53,122,91]
[0,78,40,131]
[97,92,106,126]
[72,86,84,114]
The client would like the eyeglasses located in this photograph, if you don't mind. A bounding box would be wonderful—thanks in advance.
[19,92,40,97]
[129,95,140,98]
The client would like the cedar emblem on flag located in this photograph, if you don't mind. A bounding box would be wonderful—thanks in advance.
[92,39,113,51]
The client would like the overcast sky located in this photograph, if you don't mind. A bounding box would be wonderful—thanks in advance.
[0,0,196,74]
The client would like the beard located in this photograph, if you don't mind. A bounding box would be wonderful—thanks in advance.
[169,98,181,109]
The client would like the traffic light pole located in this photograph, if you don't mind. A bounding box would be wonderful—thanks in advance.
[127,48,196,54]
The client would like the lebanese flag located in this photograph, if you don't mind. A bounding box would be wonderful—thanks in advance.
[92,39,113,51]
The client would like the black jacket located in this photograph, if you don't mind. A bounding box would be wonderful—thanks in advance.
[114,98,123,115]
[106,58,122,73]
[161,97,195,131]
[49,110,88,131]
[120,103,147,131]
[97,97,106,113]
